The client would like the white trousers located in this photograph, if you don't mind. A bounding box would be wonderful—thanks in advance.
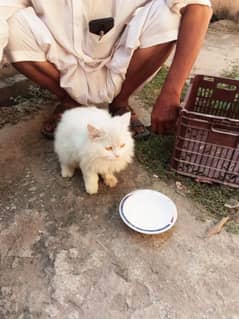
[6,0,181,104]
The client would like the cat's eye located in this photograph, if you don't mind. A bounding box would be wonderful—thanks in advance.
[105,146,113,151]
[120,144,125,148]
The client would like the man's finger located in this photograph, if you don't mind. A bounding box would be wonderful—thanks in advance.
[155,123,165,135]
[151,118,165,135]
[164,120,177,135]
[151,116,158,133]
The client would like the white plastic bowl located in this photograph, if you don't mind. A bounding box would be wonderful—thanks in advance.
[119,189,177,234]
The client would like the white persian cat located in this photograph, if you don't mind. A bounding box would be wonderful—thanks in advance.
[54,106,134,194]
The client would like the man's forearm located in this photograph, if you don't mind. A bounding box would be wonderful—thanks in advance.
[162,4,213,97]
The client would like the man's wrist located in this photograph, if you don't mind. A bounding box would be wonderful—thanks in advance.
[159,84,181,101]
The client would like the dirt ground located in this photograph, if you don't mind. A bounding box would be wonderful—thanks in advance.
[0,24,239,319]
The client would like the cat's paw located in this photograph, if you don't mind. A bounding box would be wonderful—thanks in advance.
[61,165,75,178]
[85,184,98,195]
[104,174,118,188]
[82,172,99,194]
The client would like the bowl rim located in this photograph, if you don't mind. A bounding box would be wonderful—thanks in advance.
[119,189,177,235]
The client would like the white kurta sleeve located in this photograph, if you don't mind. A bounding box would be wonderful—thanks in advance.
[0,0,29,62]
[166,0,211,15]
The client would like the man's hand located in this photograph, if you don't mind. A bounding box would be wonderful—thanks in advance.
[151,90,180,135]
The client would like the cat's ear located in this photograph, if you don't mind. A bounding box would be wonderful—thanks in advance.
[87,124,104,139]
[120,112,131,127]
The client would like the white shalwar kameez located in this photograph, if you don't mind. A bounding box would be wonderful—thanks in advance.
[0,0,211,104]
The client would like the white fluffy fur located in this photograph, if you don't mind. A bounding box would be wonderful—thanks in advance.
[54,106,134,194]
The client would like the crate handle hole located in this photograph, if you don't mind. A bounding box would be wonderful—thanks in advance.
[216,83,237,91]
[203,76,215,82]
[211,126,239,137]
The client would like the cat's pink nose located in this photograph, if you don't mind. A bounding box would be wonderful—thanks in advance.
[114,153,120,158]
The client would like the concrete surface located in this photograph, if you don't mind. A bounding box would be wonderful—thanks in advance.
[1,24,239,319]
[0,74,32,106]
[1,109,239,319]
[166,27,239,77]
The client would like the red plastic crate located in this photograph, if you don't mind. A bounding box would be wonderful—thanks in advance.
[171,75,239,187]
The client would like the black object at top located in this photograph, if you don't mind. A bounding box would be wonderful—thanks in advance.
[89,17,114,36]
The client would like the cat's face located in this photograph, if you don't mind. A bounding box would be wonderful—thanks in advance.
[87,112,134,160]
